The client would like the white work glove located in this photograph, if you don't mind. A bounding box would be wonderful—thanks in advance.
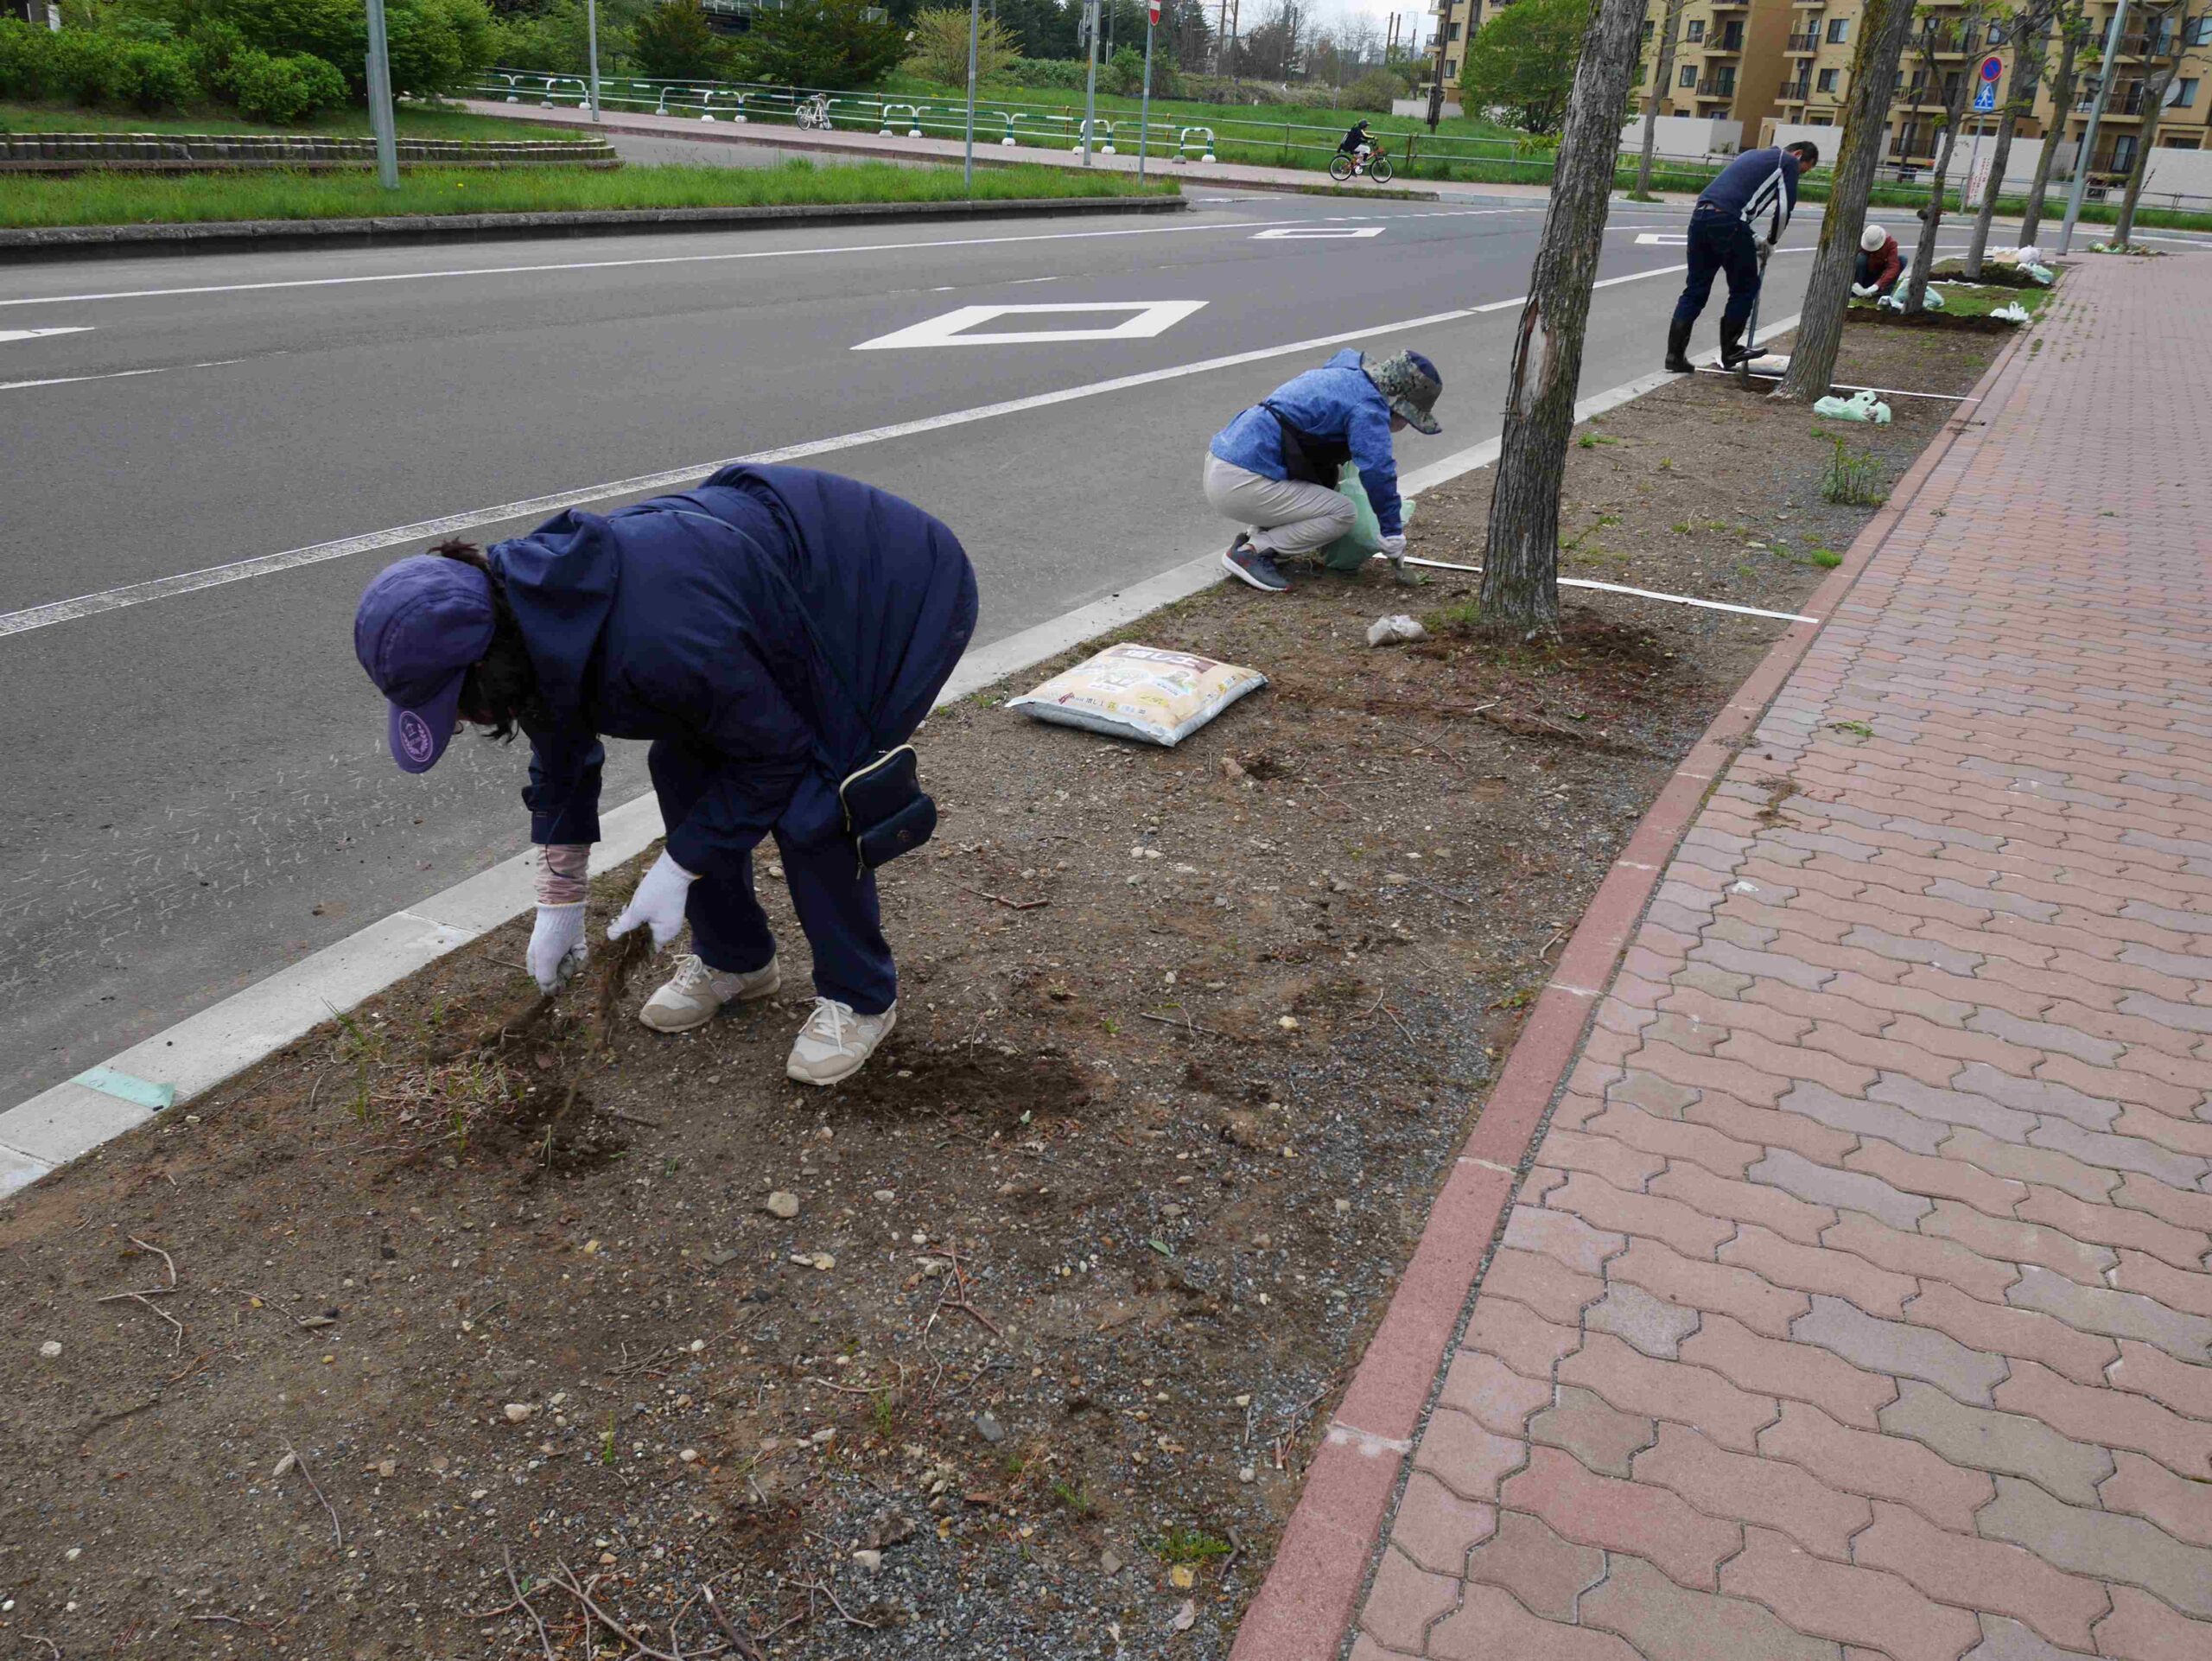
[1378,533,1408,559]
[1852,283,1876,298]
[526,903,588,994]
[607,850,698,948]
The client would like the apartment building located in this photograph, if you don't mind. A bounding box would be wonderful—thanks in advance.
[1769,0,2212,178]
[1632,0,1795,148]
[1431,0,1478,91]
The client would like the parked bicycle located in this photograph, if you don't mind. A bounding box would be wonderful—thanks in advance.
[794,92,835,130]
[1328,145,1395,184]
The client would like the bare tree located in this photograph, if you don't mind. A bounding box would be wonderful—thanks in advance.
[1477,0,1649,633]
[1899,3,1994,315]
[2113,3,2203,245]
[2018,0,2089,245]
[1634,0,1689,199]
[1776,0,1921,401]
[1966,0,2059,277]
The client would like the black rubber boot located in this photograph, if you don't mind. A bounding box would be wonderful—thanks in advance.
[1663,318,1694,374]
[1719,318,1748,367]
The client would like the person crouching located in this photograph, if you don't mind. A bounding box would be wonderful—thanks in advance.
[1853,223,1905,301]
[1202,348,1442,594]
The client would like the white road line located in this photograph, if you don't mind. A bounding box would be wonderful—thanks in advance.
[0,355,247,394]
[0,258,1693,639]
[0,326,94,343]
[0,216,1337,312]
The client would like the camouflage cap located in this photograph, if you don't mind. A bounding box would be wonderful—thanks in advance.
[1363,350,1443,436]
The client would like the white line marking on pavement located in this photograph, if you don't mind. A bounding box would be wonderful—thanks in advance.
[0,259,1694,639]
[0,218,1330,311]
[0,355,247,394]
[0,326,94,343]
[1634,232,1688,245]
[853,300,1208,349]
[1252,226,1387,240]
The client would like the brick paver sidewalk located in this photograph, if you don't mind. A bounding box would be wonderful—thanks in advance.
[1347,256,2212,1660]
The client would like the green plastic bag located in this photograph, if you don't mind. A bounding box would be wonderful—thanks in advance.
[1317,463,1416,573]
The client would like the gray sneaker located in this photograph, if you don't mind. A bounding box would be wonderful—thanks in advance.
[785,997,897,1085]
[639,952,781,1033]
[1222,534,1289,593]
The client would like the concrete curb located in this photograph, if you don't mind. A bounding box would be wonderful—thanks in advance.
[0,191,1186,264]
[0,336,1793,1200]
[1223,324,2037,1661]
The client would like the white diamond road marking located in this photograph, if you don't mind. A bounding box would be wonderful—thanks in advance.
[1251,226,1387,240]
[0,327,94,344]
[853,301,1208,350]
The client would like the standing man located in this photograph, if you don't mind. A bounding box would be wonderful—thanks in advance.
[1665,139,1819,372]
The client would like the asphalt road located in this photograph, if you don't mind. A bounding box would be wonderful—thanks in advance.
[0,187,1811,1106]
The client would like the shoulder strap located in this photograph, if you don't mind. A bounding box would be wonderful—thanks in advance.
[658,508,887,755]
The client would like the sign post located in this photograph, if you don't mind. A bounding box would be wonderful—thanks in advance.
[2062,0,2130,253]
[1082,0,1101,166]
[586,0,601,122]
[363,0,400,191]
[963,0,980,193]
[1139,2,1159,186]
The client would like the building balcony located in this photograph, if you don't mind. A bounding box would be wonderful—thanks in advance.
[1786,32,1822,51]
[1695,82,1739,99]
[1781,78,1812,99]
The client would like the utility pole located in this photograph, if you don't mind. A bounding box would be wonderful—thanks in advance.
[1425,3,1455,131]
[585,0,601,121]
[364,0,400,190]
[963,0,980,192]
[1140,0,1158,184]
[2059,0,2130,251]
[1083,0,1101,164]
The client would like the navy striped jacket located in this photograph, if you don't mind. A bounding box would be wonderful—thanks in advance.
[1695,147,1801,244]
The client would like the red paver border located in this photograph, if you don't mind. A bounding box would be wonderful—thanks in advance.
[1227,325,2038,1661]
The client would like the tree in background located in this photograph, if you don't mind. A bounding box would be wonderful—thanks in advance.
[1457,0,1592,134]
[1897,2,1994,315]
[728,0,904,86]
[628,0,724,78]
[1776,0,1917,400]
[906,5,1018,84]
[2018,0,2088,244]
[2112,3,2204,245]
[1965,0,2056,275]
[1478,0,1645,632]
[1631,0,1686,198]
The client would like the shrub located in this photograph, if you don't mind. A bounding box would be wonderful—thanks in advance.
[1005,56,1089,91]
[0,19,56,100]
[231,46,346,122]
[185,18,251,97]
[628,0,728,81]
[728,0,904,90]
[906,8,1019,87]
[118,39,200,110]
[1344,69,1401,113]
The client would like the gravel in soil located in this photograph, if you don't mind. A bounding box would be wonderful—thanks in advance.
[0,320,2005,1660]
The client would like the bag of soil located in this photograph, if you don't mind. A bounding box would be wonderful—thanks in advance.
[1317,463,1417,574]
[1007,643,1268,748]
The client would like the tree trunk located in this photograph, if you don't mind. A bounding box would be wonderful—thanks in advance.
[1904,50,1976,313]
[1776,0,1920,401]
[2019,13,2082,246]
[1634,0,1687,198]
[2115,48,2183,245]
[1477,0,1648,634]
[1967,3,2055,276]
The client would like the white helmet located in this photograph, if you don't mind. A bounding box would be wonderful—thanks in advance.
[1861,224,1889,252]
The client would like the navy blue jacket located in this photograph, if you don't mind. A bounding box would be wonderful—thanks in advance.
[1696,146,1801,244]
[490,465,978,877]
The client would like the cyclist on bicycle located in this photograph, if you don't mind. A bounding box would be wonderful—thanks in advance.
[1338,119,1375,163]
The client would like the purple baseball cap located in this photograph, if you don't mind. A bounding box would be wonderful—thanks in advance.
[353,555,498,775]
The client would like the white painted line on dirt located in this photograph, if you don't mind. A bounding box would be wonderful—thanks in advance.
[0,326,93,343]
[0,216,1327,312]
[853,299,1209,349]
[0,264,1700,640]
[1695,365,1978,402]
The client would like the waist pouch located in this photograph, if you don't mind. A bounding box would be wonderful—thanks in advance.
[1265,401,1353,489]
[839,744,937,873]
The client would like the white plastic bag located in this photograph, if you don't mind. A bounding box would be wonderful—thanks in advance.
[1366,614,1427,647]
[1923,286,1948,310]
[1007,643,1268,748]
[1991,302,2031,324]
[1814,390,1893,425]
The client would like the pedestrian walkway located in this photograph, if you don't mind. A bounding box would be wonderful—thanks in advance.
[454,99,1566,204]
[1272,254,2212,1660]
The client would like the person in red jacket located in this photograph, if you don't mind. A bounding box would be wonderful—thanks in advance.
[1854,224,1905,300]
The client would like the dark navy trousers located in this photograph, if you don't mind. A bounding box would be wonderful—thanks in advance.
[1672,205,1763,331]
[647,742,896,1016]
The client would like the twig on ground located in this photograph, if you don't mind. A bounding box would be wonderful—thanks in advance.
[128,1235,176,1288]
[955,881,1050,912]
[506,1548,558,1661]
[921,1237,1003,1341]
[29,1634,60,1659]
[1135,1010,1245,1042]
[795,1578,880,1631]
[281,1437,343,1549]
[587,1104,664,1129]
[701,1583,768,1661]
[1379,1003,1417,1047]
[80,1397,162,1438]
[105,1290,184,1353]
[164,1351,211,1387]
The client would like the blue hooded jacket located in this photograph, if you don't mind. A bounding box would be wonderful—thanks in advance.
[490,464,978,878]
[1208,348,1404,536]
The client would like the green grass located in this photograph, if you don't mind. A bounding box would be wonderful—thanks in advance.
[0,156,1172,230]
[1153,1524,1233,1565]
[1910,281,2051,320]
[0,96,592,143]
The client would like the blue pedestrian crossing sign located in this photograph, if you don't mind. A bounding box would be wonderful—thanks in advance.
[1974,80,1998,111]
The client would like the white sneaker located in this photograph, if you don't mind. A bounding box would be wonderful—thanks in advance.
[638,953,781,1034]
[785,997,897,1085]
